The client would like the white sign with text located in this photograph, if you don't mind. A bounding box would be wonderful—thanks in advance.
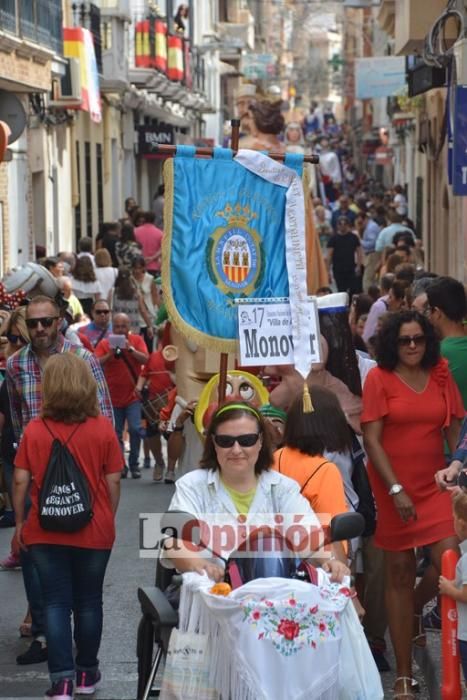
[237,299,321,367]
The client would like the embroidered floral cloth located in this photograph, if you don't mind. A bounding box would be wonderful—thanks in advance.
[178,572,352,700]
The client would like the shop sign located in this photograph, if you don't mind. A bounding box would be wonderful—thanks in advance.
[355,57,406,99]
[138,125,174,155]
[237,298,321,367]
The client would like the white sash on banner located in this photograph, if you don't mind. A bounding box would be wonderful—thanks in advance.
[234,150,312,379]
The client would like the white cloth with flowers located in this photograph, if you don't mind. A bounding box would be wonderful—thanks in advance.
[176,571,382,700]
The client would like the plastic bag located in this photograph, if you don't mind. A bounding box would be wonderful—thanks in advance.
[159,628,218,700]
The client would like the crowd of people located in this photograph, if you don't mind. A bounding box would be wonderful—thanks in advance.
[0,168,465,700]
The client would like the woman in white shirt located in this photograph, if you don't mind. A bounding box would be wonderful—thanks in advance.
[131,256,158,351]
[94,248,118,302]
[69,256,102,317]
[163,402,349,583]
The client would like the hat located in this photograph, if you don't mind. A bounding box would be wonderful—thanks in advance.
[259,404,287,422]
[234,83,257,101]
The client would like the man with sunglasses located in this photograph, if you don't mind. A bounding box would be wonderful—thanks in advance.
[6,295,114,666]
[79,300,112,349]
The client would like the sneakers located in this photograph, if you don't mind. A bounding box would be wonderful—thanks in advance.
[44,678,73,700]
[17,639,48,665]
[143,456,152,469]
[0,551,21,570]
[131,468,142,479]
[76,669,101,695]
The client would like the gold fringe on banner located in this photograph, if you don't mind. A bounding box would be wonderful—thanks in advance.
[303,382,314,413]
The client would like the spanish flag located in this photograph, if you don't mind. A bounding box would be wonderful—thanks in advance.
[64,27,101,123]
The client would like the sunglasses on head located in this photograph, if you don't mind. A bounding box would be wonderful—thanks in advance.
[7,333,26,344]
[213,433,260,448]
[397,334,426,347]
[25,316,59,330]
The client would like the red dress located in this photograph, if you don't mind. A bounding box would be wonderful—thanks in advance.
[361,360,465,551]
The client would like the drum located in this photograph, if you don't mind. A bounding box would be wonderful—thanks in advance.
[141,391,170,425]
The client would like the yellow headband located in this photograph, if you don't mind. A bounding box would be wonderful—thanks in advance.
[215,403,261,421]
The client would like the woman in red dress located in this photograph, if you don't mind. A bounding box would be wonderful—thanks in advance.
[362,310,464,700]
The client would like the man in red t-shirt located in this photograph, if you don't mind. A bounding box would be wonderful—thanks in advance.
[95,313,149,478]
[134,211,163,275]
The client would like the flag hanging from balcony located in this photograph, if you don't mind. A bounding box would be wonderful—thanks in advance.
[167,34,184,81]
[135,20,150,68]
[155,20,167,73]
[162,147,312,367]
[64,27,101,123]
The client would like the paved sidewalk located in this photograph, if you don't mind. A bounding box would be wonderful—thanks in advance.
[0,467,464,699]
[0,469,173,700]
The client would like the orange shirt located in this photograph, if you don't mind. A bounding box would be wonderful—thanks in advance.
[272,447,348,524]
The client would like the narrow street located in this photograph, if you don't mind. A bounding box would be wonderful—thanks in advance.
[0,471,174,700]
[0,464,452,700]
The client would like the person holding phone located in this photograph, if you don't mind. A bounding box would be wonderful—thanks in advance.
[95,313,148,479]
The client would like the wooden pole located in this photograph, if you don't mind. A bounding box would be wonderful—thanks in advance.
[217,119,241,405]
[151,142,319,164]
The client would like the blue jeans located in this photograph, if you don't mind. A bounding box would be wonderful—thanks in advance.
[113,400,142,470]
[29,545,111,682]
[21,548,45,637]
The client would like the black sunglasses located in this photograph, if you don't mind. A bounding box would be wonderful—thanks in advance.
[397,334,426,347]
[94,309,110,315]
[7,333,26,344]
[25,316,59,329]
[213,433,260,448]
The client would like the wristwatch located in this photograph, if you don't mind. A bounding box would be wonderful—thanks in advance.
[388,483,404,496]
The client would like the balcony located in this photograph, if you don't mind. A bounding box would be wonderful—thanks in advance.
[71,2,103,73]
[216,7,255,58]
[0,0,63,55]
[378,0,459,55]
[98,0,130,20]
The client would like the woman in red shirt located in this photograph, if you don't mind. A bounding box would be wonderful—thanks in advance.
[362,310,463,699]
[13,353,123,700]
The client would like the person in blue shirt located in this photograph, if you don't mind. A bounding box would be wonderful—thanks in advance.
[331,195,357,231]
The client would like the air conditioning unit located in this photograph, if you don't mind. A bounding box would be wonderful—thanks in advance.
[49,58,82,109]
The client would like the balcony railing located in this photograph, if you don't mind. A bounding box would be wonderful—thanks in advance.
[0,0,63,55]
[71,2,103,74]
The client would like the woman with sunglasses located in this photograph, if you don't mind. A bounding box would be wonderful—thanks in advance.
[362,310,464,700]
[163,402,349,584]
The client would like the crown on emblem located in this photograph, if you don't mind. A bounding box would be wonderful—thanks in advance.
[215,203,258,227]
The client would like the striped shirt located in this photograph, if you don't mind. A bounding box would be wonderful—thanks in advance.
[6,335,113,442]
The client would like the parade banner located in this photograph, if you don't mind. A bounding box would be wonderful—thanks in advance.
[162,147,313,372]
